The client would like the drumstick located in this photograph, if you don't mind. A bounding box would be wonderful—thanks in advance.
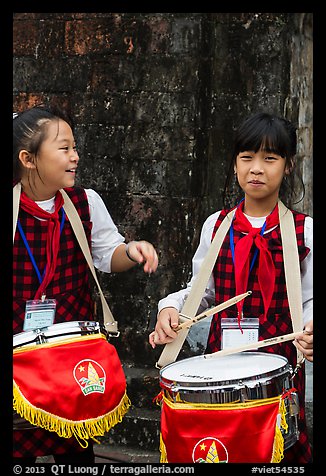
[203,331,304,359]
[176,291,252,332]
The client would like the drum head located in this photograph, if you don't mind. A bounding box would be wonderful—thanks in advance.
[160,352,289,388]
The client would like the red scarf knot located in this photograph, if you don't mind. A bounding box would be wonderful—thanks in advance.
[232,202,279,323]
[19,189,65,300]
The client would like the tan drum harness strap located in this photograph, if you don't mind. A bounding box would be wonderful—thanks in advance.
[157,201,304,369]
[156,208,236,368]
[278,200,304,365]
[12,183,119,335]
[60,189,119,335]
[13,182,21,243]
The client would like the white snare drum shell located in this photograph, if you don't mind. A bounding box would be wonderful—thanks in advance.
[160,352,291,403]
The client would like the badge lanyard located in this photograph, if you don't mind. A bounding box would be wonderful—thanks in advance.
[18,208,66,331]
[17,208,66,286]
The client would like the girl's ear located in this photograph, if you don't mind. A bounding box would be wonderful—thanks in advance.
[285,157,294,175]
[18,150,36,170]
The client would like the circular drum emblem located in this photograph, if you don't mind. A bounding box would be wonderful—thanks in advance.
[192,437,228,463]
[73,359,106,395]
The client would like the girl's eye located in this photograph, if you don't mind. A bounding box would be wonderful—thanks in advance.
[239,155,252,160]
[60,146,77,151]
[265,156,278,161]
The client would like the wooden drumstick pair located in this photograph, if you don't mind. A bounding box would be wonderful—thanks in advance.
[176,290,252,331]
[176,290,307,360]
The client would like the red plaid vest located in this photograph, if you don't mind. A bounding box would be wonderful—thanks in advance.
[13,187,94,335]
[13,187,100,458]
[206,208,312,463]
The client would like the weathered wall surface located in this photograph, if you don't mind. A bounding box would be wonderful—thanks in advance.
[13,11,312,367]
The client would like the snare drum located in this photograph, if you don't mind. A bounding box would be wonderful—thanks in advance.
[13,321,130,439]
[13,321,106,430]
[159,352,299,462]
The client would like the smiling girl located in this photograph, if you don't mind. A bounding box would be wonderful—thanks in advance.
[149,112,313,463]
[13,104,158,463]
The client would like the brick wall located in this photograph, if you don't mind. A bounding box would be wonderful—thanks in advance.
[13,13,313,368]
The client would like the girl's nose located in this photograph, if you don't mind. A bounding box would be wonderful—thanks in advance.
[250,159,263,174]
[71,151,79,162]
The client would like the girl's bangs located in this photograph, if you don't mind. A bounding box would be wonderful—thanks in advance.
[236,120,291,159]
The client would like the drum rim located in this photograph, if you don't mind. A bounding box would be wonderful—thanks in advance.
[13,320,105,348]
[159,352,290,389]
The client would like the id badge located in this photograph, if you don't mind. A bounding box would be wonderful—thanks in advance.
[24,299,56,331]
[221,317,259,350]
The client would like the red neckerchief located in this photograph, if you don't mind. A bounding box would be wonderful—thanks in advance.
[19,190,64,300]
[232,201,279,322]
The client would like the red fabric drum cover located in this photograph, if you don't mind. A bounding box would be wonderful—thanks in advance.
[157,352,295,463]
[13,334,130,446]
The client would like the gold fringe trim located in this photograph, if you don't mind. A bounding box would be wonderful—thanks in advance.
[271,424,285,463]
[271,398,288,463]
[162,392,282,411]
[13,384,131,448]
[159,433,168,463]
[279,397,289,434]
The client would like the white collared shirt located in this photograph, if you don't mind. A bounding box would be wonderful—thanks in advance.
[158,210,313,326]
[35,188,125,273]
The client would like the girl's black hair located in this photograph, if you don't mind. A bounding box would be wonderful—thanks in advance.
[13,103,74,184]
[223,112,305,209]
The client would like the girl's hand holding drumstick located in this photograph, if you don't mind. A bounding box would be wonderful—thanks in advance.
[293,320,313,362]
[149,291,252,349]
[149,307,180,348]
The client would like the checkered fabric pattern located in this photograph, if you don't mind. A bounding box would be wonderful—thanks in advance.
[206,208,312,463]
[13,187,95,458]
